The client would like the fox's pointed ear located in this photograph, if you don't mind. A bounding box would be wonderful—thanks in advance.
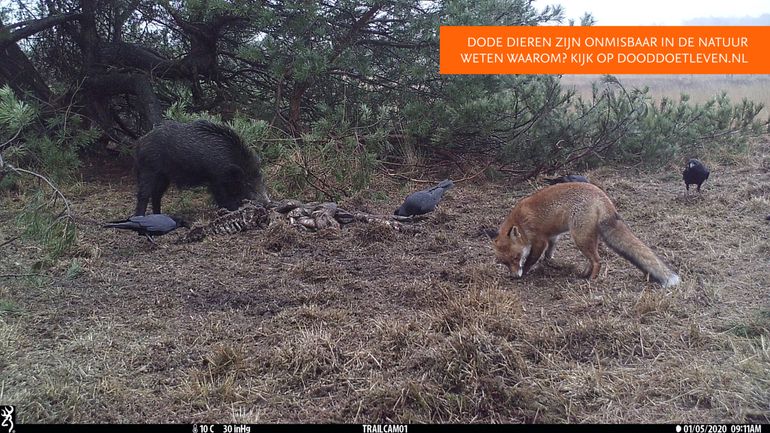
[509,226,520,238]
[483,228,499,240]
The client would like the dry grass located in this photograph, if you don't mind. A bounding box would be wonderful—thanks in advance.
[1,136,769,423]
[561,74,770,112]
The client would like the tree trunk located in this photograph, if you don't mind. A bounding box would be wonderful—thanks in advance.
[0,14,81,102]
[84,72,164,131]
[288,81,310,136]
[0,43,52,102]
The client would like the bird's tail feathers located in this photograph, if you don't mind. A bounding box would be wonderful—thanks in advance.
[106,216,134,224]
[103,222,135,229]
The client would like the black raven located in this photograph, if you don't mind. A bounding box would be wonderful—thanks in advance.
[104,214,189,243]
[394,179,454,217]
[544,174,590,185]
[683,159,710,194]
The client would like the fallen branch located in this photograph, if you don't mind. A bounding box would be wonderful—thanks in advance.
[0,235,20,249]
[0,273,52,279]
[3,163,72,217]
[384,170,438,184]
[385,161,490,186]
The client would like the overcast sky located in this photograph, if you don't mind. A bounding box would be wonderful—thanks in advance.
[533,0,770,25]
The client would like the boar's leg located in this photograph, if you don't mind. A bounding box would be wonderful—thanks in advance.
[150,176,170,214]
[135,173,155,216]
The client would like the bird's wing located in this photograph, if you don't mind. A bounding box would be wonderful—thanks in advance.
[129,215,174,231]
[428,187,448,202]
[104,221,141,230]
[400,191,434,215]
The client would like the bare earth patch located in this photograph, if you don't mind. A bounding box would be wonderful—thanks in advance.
[1,137,769,423]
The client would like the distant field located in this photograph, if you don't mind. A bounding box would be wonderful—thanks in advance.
[560,74,770,112]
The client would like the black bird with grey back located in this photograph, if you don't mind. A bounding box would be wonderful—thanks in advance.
[104,214,189,243]
[394,179,454,217]
[544,174,589,185]
[682,159,710,194]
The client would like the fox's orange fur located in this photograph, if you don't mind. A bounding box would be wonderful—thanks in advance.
[491,183,680,287]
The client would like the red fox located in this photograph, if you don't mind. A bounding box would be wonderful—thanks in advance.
[489,183,680,287]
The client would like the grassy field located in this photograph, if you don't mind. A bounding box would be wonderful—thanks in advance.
[1,131,769,423]
[561,74,770,111]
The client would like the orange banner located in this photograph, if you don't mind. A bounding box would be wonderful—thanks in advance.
[440,26,770,74]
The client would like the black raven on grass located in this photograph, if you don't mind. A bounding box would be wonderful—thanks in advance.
[104,214,189,243]
[683,159,710,195]
[394,179,454,217]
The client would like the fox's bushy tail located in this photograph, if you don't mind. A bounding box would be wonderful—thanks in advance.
[599,215,680,287]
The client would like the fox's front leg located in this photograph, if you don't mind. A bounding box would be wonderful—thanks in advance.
[522,238,547,275]
[542,235,563,267]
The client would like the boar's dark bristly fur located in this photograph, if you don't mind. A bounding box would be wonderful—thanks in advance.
[134,120,270,216]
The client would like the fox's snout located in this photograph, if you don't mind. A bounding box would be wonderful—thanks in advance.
[495,257,523,278]
[507,261,524,278]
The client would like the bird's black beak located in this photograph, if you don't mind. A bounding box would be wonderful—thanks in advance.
[172,217,191,229]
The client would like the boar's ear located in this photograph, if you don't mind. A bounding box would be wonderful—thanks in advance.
[227,165,246,181]
[483,228,499,240]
